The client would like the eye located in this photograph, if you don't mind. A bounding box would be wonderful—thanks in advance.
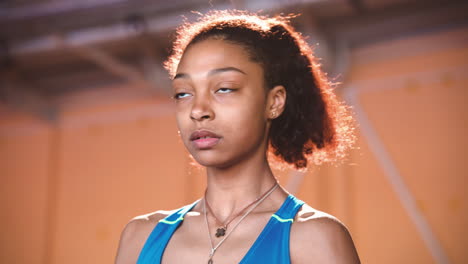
[216,88,235,94]
[173,92,191,99]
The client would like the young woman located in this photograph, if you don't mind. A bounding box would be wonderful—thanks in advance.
[115,10,360,264]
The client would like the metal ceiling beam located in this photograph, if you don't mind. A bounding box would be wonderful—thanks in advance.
[0,0,128,20]
[348,0,366,14]
[54,36,146,83]
[5,0,331,57]
[322,0,468,48]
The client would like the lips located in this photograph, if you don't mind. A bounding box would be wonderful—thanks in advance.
[190,130,221,141]
[190,130,221,149]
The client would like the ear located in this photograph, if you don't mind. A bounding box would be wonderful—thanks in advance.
[266,85,286,120]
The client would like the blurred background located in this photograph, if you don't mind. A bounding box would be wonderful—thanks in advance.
[0,0,467,263]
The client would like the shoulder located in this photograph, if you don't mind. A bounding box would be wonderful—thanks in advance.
[290,203,360,264]
[114,209,174,264]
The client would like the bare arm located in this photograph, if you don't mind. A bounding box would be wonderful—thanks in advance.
[290,210,360,264]
[115,212,166,264]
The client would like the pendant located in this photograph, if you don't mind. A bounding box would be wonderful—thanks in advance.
[208,258,213,264]
[215,227,226,237]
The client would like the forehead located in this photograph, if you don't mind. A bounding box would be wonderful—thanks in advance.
[175,39,262,80]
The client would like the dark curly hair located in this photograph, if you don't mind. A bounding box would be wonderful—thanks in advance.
[164,10,357,169]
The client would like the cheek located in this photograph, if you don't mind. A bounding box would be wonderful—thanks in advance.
[220,99,267,137]
[175,107,190,140]
[175,109,183,130]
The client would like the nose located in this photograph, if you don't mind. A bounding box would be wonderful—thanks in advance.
[190,93,214,121]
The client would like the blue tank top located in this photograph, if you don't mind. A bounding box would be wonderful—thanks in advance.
[137,194,304,264]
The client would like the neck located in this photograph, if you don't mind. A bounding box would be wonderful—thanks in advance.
[204,154,278,220]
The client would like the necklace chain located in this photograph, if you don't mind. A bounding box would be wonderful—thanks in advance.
[203,182,279,264]
[204,182,279,237]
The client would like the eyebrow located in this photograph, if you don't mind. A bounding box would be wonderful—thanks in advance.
[173,67,246,80]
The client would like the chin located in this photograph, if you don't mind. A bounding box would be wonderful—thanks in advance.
[191,152,235,169]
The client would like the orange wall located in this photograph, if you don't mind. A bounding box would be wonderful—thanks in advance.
[0,26,467,263]
[344,26,468,264]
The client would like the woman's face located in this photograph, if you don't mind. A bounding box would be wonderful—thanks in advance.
[172,38,272,168]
